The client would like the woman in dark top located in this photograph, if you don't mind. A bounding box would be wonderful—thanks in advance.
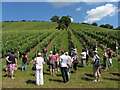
[6,51,17,79]
[22,53,28,71]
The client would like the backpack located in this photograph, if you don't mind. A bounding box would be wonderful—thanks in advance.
[94,56,100,67]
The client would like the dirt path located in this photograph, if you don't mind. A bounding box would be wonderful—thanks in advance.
[46,36,57,51]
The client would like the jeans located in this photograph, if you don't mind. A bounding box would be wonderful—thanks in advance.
[22,62,27,70]
[60,67,69,83]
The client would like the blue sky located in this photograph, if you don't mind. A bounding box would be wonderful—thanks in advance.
[2,2,119,28]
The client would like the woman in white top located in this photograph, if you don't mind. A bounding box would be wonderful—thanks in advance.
[81,49,86,67]
[34,53,45,85]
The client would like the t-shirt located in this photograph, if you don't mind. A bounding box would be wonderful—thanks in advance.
[8,55,17,64]
[34,57,44,69]
[81,52,86,59]
[59,55,69,67]
[66,55,71,63]
[54,55,59,62]
[71,50,75,57]
[93,54,100,67]
[22,57,28,64]
[107,51,112,58]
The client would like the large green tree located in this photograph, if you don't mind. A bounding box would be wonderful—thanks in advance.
[57,16,71,30]
[50,15,59,22]
[92,22,98,26]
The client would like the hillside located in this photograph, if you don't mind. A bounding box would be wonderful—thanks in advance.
[1,21,120,88]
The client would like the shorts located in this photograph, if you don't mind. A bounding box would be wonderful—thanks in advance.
[93,66,101,77]
[50,63,55,69]
[6,64,17,71]
[109,58,112,64]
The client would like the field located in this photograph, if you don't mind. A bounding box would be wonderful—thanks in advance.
[1,21,120,88]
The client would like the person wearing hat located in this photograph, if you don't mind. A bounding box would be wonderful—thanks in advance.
[92,51,101,82]
[34,52,45,85]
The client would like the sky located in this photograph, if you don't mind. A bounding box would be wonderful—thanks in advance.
[2,1,120,28]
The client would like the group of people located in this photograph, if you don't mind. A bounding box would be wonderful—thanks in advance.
[4,47,114,85]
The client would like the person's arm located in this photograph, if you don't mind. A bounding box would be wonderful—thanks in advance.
[15,57,17,65]
[6,56,11,63]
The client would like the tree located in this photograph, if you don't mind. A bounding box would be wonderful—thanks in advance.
[99,24,105,28]
[109,25,114,29]
[116,26,120,30]
[50,16,59,22]
[104,24,111,28]
[92,22,98,26]
[57,16,71,30]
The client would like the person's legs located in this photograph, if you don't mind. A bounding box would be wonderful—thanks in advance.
[61,67,66,83]
[36,69,40,85]
[39,69,44,85]
[11,70,14,79]
[83,59,86,67]
[65,67,69,82]
[22,62,25,71]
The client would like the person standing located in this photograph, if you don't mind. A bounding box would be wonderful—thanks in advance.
[54,52,59,73]
[85,47,90,64]
[107,49,113,67]
[72,53,79,73]
[92,51,101,82]
[59,51,69,83]
[81,49,86,67]
[103,49,108,71]
[34,52,45,85]
[71,48,75,58]
[65,52,72,78]
[5,50,11,77]
[42,47,47,63]
[6,51,17,79]
[21,53,28,71]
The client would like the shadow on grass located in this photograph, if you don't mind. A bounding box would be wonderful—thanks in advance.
[43,72,50,75]
[103,78,120,81]
[26,80,36,85]
[49,79,63,83]
[56,74,62,77]
[81,77,93,81]
[30,74,35,77]
[85,73,94,77]
[2,69,6,72]
[109,73,120,76]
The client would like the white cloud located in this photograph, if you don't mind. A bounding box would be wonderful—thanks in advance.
[76,7,81,11]
[84,3,117,23]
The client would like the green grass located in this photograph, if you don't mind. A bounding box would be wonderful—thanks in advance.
[1,21,119,88]
[2,57,119,88]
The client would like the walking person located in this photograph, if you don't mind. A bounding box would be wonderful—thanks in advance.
[107,49,113,67]
[54,52,59,73]
[59,50,69,83]
[5,50,11,77]
[65,52,72,78]
[71,48,75,58]
[81,49,86,67]
[21,53,28,71]
[72,53,79,73]
[92,51,101,82]
[34,52,45,85]
[47,51,55,76]
[42,47,47,63]
[103,49,108,71]
[85,47,90,64]
[6,51,17,79]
